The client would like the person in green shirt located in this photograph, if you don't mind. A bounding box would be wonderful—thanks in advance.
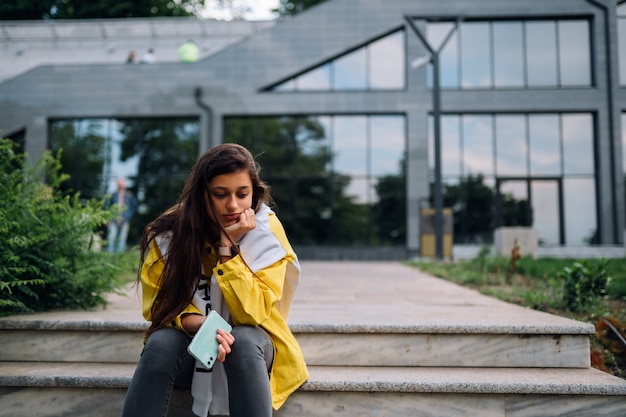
[178,40,199,63]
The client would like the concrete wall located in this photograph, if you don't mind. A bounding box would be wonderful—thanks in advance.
[0,0,624,254]
[0,17,275,84]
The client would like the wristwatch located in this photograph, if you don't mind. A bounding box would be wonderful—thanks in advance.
[218,245,238,257]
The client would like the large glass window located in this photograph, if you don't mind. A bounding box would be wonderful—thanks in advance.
[618,4,626,84]
[334,116,368,201]
[224,115,406,246]
[441,115,461,177]
[526,21,558,87]
[493,22,524,88]
[495,115,527,176]
[531,180,560,245]
[529,115,561,175]
[562,114,594,175]
[297,64,331,90]
[369,31,405,89]
[424,18,591,89]
[622,113,626,173]
[334,49,367,89]
[460,22,491,88]
[558,21,591,86]
[429,112,596,245]
[49,118,199,247]
[462,115,494,176]
[564,178,596,245]
[427,22,459,88]
[269,30,405,91]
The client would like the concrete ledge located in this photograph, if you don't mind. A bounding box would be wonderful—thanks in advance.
[0,315,594,335]
[1,385,623,417]
[2,363,626,396]
[278,391,626,417]
[494,227,538,258]
[302,366,626,396]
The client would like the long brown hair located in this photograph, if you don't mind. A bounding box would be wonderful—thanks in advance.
[140,143,270,335]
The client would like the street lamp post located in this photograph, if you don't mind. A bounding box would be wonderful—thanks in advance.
[405,17,460,260]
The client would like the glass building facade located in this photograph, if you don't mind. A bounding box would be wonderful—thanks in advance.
[49,118,199,244]
[224,115,406,246]
[427,19,591,89]
[1,0,623,257]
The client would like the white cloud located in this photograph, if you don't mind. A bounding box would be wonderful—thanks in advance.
[200,0,280,20]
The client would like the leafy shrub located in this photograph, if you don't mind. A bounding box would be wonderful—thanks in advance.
[558,259,612,312]
[0,138,134,316]
[608,278,626,300]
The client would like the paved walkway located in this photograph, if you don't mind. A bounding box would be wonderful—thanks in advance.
[288,261,592,334]
[1,261,592,336]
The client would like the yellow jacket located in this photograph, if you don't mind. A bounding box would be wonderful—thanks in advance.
[140,210,308,410]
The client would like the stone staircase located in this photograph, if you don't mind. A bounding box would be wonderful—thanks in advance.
[1,261,625,417]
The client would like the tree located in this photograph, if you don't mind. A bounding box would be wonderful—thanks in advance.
[0,0,327,21]
[272,0,327,16]
[0,0,206,20]
[0,138,132,316]
[437,174,530,244]
[0,0,56,19]
[372,158,406,245]
[441,174,495,243]
[117,118,199,245]
[50,120,107,200]
[224,116,369,246]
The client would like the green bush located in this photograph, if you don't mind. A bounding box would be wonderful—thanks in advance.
[608,278,626,300]
[0,138,135,316]
[558,258,612,313]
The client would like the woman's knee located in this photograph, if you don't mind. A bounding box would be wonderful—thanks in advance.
[226,326,273,368]
[141,328,191,366]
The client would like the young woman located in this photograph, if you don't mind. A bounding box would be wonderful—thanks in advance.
[121,143,308,417]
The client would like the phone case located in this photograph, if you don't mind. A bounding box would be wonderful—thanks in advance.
[187,310,232,369]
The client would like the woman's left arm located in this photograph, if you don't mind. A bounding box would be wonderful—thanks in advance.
[213,256,287,326]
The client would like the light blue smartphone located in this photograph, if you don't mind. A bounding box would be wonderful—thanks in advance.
[187,310,232,369]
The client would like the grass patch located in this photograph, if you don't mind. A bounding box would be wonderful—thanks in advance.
[408,252,626,379]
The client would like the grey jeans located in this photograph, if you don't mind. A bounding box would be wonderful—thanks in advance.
[121,325,274,417]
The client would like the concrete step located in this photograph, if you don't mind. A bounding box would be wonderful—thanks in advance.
[0,362,625,417]
[1,261,623,416]
[0,261,598,368]
[0,317,593,368]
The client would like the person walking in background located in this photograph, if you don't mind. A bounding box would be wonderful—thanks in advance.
[125,50,136,63]
[106,178,137,253]
[121,144,308,417]
[139,48,156,64]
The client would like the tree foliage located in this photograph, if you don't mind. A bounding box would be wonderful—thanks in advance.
[373,160,406,245]
[272,0,327,16]
[436,174,530,244]
[0,138,134,316]
[224,116,381,246]
[50,120,106,200]
[0,0,326,20]
[0,0,206,19]
[118,118,199,244]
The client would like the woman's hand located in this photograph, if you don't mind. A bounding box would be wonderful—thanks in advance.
[216,328,235,363]
[221,207,256,246]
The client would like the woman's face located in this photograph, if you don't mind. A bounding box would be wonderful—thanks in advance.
[207,169,254,227]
